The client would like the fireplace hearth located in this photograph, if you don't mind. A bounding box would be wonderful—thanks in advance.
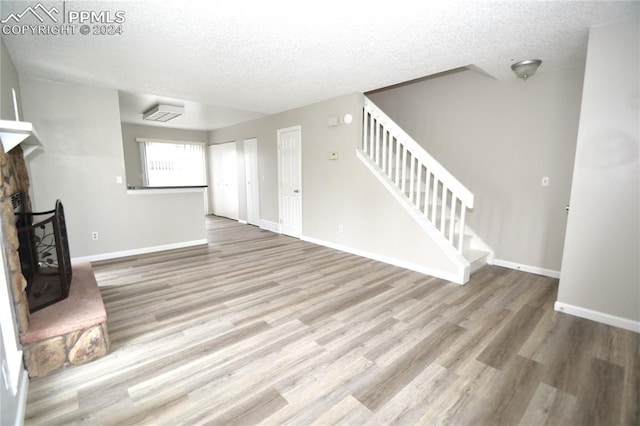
[13,194,72,313]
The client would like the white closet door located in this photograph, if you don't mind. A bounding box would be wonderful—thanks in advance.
[208,142,239,220]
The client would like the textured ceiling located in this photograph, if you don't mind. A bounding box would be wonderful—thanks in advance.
[2,1,639,129]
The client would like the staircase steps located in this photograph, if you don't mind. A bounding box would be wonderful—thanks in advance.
[360,95,493,283]
[464,248,490,274]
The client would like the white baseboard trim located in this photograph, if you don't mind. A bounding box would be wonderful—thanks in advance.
[554,301,640,333]
[13,368,29,426]
[302,235,463,284]
[493,258,560,279]
[72,239,208,263]
[238,219,248,225]
[260,220,280,233]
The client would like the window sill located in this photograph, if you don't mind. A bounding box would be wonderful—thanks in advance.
[126,185,207,195]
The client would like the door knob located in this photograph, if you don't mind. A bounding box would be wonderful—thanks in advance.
[293,189,300,193]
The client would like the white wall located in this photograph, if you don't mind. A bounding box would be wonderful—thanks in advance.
[0,37,22,121]
[557,18,639,331]
[209,93,458,279]
[367,66,584,273]
[20,76,206,259]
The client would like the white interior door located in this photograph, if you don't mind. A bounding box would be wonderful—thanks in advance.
[244,138,260,226]
[277,126,302,237]
[208,142,239,220]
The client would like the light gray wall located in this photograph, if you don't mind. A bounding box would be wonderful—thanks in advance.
[121,123,208,187]
[368,66,584,272]
[558,18,639,324]
[0,38,22,121]
[209,93,457,278]
[20,76,206,258]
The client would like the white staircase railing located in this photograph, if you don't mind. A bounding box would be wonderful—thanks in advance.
[360,96,474,254]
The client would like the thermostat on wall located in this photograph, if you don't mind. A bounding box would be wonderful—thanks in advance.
[326,116,339,127]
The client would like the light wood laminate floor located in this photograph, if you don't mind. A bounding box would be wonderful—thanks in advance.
[24,216,639,425]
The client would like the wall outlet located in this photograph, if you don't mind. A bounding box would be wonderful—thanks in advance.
[91,232,99,240]
[338,225,344,233]
[541,176,550,186]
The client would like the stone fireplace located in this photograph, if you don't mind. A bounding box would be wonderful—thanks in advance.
[1,145,33,334]
[1,144,109,377]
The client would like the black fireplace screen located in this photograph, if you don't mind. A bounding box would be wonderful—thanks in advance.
[14,196,73,313]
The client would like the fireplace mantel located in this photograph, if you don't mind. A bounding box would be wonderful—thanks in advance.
[0,119,42,158]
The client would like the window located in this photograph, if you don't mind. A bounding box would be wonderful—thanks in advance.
[138,139,206,187]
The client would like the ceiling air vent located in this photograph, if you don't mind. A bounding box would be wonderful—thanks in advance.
[143,104,184,122]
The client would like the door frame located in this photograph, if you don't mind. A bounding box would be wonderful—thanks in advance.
[277,125,302,237]
[243,138,260,226]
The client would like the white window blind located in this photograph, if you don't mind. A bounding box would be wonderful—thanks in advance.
[138,139,206,187]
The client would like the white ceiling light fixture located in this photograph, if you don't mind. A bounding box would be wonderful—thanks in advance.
[511,59,542,81]
[143,104,184,122]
